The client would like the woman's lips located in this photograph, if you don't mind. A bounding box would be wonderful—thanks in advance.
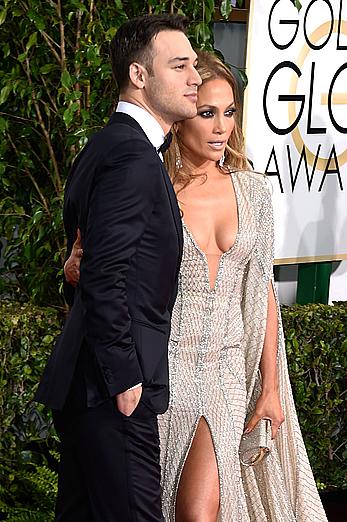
[208,141,226,150]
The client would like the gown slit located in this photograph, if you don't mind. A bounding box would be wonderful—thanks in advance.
[174,415,221,520]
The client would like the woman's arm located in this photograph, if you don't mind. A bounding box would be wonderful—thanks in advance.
[260,281,279,393]
[244,281,285,439]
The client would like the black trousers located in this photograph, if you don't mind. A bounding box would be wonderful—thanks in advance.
[53,370,163,522]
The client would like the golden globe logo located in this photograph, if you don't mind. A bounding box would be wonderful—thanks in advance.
[263,0,346,193]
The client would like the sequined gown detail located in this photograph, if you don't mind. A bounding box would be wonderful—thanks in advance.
[158,172,327,521]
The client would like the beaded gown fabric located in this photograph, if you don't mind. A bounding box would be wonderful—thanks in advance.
[158,171,327,521]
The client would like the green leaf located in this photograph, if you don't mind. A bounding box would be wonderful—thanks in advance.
[65,90,82,102]
[0,116,7,133]
[42,334,54,344]
[220,0,232,19]
[0,84,11,105]
[0,162,7,176]
[27,9,45,31]
[86,46,101,66]
[237,68,248,88]
[17,52,27,63]
[26,32,37,51]
[105,27,117,41]
[32,210,43,225]
[40,63,57,74]
[204,0,214,23]
[81,109,90,123]
[63,102,79,127]
[195,22,211,44]
[61,70,72,90]
[0,6,8,25]
[2,42,10,57]
[69,0,88,11]
[311,408,324,415]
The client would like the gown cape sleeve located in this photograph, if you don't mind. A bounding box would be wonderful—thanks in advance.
[240,173,327,521]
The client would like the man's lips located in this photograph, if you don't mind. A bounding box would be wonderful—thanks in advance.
[185,93,198,103]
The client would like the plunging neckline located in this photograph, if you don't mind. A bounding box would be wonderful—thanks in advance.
[181,172,240,292]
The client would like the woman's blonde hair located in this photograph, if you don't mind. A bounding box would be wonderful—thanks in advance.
[164,50,249,190]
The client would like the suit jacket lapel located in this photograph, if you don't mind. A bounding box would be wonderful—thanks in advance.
[160,165,183,263]
[107,111,183,263]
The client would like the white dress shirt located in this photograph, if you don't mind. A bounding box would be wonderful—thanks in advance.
[116,101,165,156]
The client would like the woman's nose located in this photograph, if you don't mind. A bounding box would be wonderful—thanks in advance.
[214,118,227,134]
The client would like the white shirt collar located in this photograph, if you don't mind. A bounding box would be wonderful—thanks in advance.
[116,101,165,151]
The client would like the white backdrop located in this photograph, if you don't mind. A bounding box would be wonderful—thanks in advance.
[243,0,347,265]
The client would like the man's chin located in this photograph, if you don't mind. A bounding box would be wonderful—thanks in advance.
[174,107,197,122]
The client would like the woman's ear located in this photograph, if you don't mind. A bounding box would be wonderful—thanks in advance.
[128,62,146,89]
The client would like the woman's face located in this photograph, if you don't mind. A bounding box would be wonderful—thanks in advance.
[177,78,236,166]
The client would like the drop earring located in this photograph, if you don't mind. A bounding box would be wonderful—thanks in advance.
[219,153,225,167]
[175,142,183,170]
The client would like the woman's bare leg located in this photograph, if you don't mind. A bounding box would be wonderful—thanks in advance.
[175,417,220,522]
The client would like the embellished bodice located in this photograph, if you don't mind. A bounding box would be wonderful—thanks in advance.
[169,172,257,359]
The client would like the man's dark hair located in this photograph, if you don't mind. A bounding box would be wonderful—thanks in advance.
[110,14,189,91]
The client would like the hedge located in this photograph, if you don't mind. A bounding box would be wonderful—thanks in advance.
[282,302,347,491]
[0,302,61,521]
[0,300,346,520]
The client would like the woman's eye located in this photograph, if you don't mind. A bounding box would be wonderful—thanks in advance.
[225,108,237,117]
[199,111,214,118]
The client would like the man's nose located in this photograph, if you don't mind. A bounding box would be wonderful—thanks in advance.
[189,67,202,86]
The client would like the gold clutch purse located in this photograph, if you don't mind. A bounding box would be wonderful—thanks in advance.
[239,418,272,467]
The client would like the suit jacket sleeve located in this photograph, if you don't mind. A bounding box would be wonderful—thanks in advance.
[79,139,160,396]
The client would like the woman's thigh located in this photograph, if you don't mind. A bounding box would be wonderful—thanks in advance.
[175,417,220,522]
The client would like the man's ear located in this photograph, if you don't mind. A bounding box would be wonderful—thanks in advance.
[129,62,146,89]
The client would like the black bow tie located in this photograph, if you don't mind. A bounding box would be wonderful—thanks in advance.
[157,131,172,155]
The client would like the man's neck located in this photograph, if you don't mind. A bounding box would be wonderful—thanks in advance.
[118,95,171,135]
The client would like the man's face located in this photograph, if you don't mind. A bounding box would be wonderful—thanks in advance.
[143,30,202,127]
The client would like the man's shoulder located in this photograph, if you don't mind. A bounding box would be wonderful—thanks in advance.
[73,119,156,171]
[66,114,161,191]
[90,116,151,150]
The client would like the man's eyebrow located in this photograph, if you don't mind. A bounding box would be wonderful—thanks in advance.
[168,56,190,63]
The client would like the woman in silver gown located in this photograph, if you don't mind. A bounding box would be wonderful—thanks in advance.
[159,51,327,522]
[64,51,327,522]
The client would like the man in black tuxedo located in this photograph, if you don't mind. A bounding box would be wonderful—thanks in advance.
[35,14,201,521]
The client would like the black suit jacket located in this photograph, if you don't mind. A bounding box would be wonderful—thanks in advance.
[35,112,183,414]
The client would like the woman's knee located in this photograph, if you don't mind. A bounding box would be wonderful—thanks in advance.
[175,506,219,522]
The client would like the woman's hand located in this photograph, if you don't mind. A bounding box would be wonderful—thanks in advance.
[244,389,285,439]
[64,228,83,287]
